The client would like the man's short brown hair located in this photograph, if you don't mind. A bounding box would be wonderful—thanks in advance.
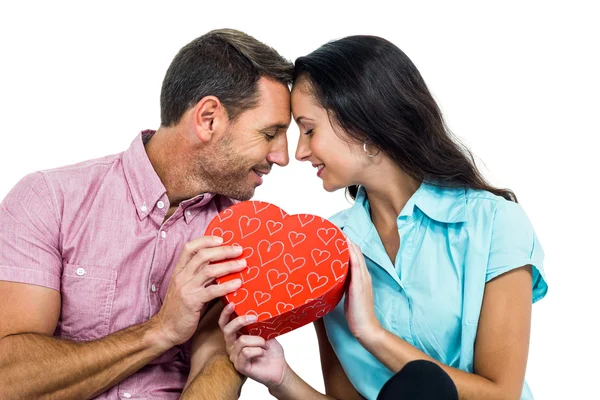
[160,28,293,126]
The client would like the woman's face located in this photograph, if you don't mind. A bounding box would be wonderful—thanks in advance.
[291,80,367,192]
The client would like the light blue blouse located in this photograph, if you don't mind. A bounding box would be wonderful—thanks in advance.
[323,183,547,400]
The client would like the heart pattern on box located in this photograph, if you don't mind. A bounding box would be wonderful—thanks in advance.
[205,201,349,339]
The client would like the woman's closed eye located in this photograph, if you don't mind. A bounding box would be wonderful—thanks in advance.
[303,128,314,136]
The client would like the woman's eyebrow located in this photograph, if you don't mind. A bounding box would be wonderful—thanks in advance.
[295,116,314,124]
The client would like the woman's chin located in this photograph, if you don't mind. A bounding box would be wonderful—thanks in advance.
[322,180,342,193]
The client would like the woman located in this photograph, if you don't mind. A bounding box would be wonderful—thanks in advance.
[218,35,547,400]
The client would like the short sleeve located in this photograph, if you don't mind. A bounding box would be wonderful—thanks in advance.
[0,172,62,290]
[486,201,547,303]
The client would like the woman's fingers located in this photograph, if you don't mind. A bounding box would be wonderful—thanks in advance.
[218,302,236,332]
[234,346,265,371]
[220,308,258,345]
[232,334,267,358]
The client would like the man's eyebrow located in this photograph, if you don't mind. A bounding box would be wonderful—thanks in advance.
[260,123,289,132]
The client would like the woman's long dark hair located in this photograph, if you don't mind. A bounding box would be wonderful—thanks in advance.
[294,36,517,202]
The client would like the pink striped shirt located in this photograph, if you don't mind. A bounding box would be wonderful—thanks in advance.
[0,131,236,399]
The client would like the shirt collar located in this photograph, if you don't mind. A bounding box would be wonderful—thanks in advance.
[180,192,217,224]
[351,181,468,227]
[123,130,222,222]
[399,182,468,223]
[123,130,167,220]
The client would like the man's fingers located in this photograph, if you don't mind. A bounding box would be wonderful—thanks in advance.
[196,279,243,304]
[197,259,247,287]
[186,245,244,275]
[193,245,244,269]
[175,236,224,273]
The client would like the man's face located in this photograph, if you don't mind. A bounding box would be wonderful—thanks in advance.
[196,77,291,200]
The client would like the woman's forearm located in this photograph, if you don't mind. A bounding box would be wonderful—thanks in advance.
[360,327,513,400]
[268,363,337,400]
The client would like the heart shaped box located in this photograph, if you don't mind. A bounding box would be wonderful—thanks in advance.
[205,201,349,340]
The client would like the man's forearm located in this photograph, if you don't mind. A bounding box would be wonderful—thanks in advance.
[181,353,245,400]
[0,317,171,400]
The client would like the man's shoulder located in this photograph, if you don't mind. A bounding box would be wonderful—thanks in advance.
[37,153,122,193]
[5,153,125,206]
[40,152,124,183]
[26,152,126,210]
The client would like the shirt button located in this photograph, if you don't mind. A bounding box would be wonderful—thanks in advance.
[140,205,147,212]
[76,268,86,276]
[185,210,191,217]
[157,201,165,209]
[123,393,132,399]
[151,284,157,293]
[161,231,167,239]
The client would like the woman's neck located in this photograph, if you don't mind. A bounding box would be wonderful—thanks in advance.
[361,164,421,228]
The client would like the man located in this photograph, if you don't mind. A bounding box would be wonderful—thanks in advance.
[0,28,293,399]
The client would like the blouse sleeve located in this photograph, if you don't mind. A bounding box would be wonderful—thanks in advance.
[486,200,548,303]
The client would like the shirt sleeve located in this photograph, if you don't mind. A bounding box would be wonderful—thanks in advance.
[0,172,62,290]
[486,200,547,303]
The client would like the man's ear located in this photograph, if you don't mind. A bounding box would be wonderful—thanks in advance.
[192,96,229,143]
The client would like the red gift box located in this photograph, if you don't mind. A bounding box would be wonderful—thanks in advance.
[205,201,349,339]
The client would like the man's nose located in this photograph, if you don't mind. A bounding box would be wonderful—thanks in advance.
[267,135,290,167]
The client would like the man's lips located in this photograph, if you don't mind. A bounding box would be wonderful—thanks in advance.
[252,169,270,177]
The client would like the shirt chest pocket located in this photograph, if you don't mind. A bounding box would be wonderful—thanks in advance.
[57,263,118,341]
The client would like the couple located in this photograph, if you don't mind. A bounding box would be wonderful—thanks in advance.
[0,29,547,399]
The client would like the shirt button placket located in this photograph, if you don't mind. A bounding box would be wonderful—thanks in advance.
[150,217,170,318]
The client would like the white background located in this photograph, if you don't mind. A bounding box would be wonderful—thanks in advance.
[0,1,597,398]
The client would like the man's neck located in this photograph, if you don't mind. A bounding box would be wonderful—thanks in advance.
[145,127,206,208]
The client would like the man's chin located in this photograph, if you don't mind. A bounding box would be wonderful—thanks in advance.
[225,185,256,201]
[233,192,254,201]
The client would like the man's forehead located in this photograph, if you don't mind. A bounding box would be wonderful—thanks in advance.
[257,77,290,104]
[256,83,291,126]
[231,77,290,130]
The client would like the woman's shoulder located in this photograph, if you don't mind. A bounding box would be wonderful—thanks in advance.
[328,208,352,228]
[463,188,527,223]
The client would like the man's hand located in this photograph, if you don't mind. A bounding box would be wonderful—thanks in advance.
[153,236,246,348]
[0,236,248,400]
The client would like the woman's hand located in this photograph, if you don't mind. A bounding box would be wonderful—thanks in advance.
[344,238,383,344]
[218,302,289,389]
